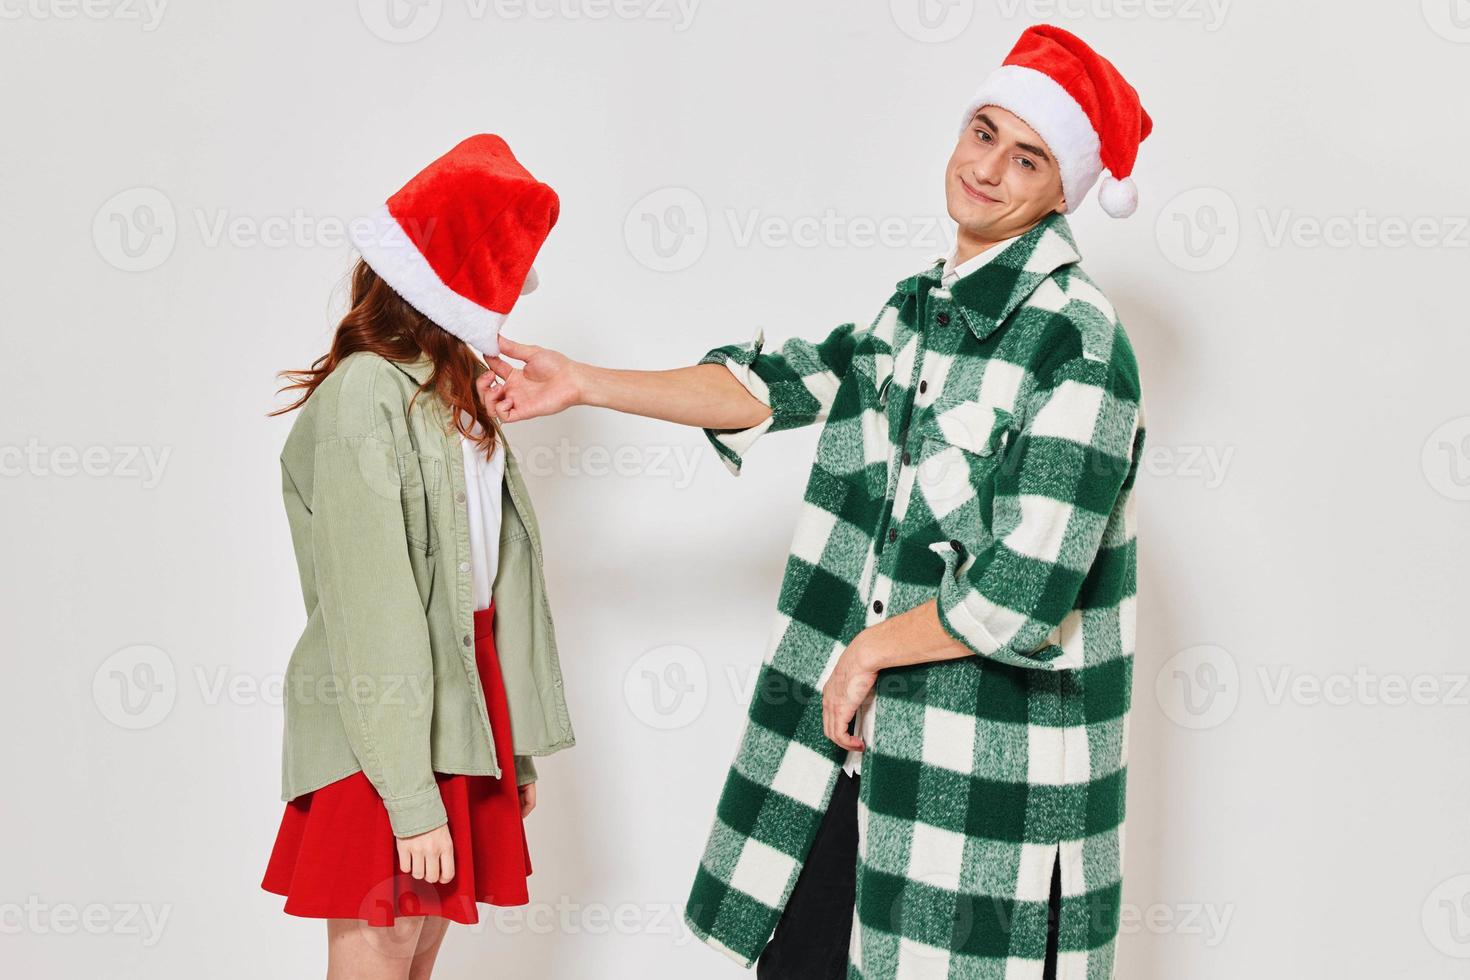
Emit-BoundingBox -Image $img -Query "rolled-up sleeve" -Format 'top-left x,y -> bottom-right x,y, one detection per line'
933,351 -> 1144,671
698,321 -> 861,475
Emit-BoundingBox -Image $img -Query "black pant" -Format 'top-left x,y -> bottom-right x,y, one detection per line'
757,770 -> 1061,979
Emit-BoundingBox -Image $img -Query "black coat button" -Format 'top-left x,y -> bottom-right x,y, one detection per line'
918,380 -> 928,394
901,451 -> 911,466
872,600 -> 884,614
888,528 -> 898,542
949,539 -> 964,553
936,312 -> 951,326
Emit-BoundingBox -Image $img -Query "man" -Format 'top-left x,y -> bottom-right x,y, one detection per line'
479,24 -> 1149,979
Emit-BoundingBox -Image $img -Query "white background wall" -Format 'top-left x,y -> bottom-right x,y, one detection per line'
3,2 -> 1469,977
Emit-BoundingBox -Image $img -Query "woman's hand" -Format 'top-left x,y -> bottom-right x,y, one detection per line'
396,824 -> 456,884
519,782 -> 536,819
479,336 -> 583,422
822,639 -> 878,753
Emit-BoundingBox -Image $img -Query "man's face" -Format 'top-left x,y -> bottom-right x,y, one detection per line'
945,105 -> 1067,242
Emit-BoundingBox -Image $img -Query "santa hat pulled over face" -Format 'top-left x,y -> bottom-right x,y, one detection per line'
350,134 -> 558,356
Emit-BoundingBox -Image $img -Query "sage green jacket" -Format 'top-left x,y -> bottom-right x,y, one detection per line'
277,350 -> 575,837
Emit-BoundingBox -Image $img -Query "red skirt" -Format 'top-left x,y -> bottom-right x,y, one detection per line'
261,602 -> 532,925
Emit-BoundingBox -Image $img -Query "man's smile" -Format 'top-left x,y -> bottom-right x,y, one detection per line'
958,175 -> 1002,205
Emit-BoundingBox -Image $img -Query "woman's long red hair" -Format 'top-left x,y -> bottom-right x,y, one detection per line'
271,259 -> 498,457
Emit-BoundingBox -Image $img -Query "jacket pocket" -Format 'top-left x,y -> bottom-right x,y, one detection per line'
911,404 -> 1015,518
396,451 -> 442,555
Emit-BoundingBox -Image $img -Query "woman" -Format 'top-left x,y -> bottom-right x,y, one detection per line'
260,134 -> 575,980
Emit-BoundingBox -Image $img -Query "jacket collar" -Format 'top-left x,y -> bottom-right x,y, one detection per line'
895,210 -> 1081,343
387,353 -> 503,443
390,352 -> 492,387
390,353 -> 437,386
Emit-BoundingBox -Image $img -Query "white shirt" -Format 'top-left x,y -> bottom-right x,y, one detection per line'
459,415 -> 506,613
840,236 -> 1021,779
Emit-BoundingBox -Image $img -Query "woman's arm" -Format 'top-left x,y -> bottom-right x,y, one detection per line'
310,435 -> 445,838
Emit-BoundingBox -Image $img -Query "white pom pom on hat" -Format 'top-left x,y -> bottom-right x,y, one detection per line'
1097,174 -> 1138,218
959,24 -> 1152,218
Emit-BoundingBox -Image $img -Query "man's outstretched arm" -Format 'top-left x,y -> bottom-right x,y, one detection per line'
480,320 -> 865,474
479,336 -> 771,430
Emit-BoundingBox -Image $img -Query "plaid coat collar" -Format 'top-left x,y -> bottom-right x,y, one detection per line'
895,210 -> 1081,342
850,211 -> 1081,402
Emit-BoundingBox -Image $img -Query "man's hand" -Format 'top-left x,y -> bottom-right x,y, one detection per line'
479,336 -> 583,422
822,638 -> 878,752
395,824 -> 456,884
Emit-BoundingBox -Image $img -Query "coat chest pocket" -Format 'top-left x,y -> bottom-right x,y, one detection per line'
397,451 -> 443,555
911,403 -> 1016,515
850,330 -> 896,406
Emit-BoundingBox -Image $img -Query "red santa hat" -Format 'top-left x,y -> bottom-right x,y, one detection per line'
959,25 -> 1152,218
350,133 -> 558,356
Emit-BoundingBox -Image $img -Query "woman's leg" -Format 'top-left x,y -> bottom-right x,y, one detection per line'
408,916 -> 451,980
326,917 -> 426,980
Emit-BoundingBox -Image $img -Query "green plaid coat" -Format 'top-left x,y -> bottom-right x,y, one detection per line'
683,211 -> 1147,979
